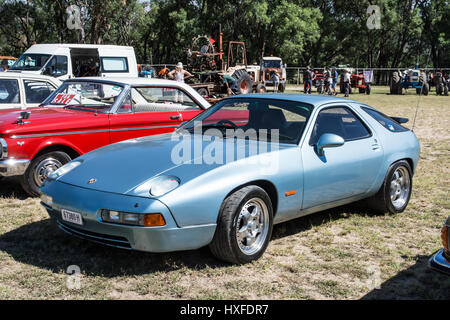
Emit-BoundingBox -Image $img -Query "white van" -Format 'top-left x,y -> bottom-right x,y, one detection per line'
8,44 -> 138,80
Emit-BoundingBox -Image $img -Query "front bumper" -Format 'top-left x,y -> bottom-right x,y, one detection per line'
0,159 -> 30,177
429,249 -> 450,275
40,180 -> 216,253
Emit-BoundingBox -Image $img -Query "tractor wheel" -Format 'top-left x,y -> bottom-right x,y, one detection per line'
444,84 -> 449,96
436,84 -> 442,95
391,72 -> 400,95
366,84 -> 371,95
359,87 -> 365,94
196,87 -> 209,97
278,83 -> 286,93
232,70 -> 253,95
422,83 -> 429,96
255,84 -> 266,93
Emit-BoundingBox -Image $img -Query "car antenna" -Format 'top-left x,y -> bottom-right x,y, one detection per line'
411,56 -> 431,132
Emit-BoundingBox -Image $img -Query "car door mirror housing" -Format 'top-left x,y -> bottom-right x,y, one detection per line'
316,133 -> 345,156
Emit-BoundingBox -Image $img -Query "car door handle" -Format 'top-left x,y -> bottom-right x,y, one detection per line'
372,143 -> 381,150
170,115 -> 181,120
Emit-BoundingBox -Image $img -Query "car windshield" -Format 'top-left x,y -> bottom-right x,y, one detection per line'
179,98 -> 313,144
10,54 -> 51,71
42,81 -> 124,113
263,60 -> 281,68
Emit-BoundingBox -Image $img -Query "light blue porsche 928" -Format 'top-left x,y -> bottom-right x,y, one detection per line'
40,94 -> 420,264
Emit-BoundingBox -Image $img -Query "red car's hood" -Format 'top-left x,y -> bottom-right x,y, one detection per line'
0,107 -> 108,137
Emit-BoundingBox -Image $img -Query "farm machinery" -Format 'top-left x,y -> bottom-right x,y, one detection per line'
339,70 -> 372,95
183,28 -> 286,98
430,71 -> 449,96
390,69 -> 429,95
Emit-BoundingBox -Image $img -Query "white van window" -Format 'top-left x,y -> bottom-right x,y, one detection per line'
101,57 -> 128,73
0,79 -> 20,103
10,54 -> 51,71
43,55 -> 68,77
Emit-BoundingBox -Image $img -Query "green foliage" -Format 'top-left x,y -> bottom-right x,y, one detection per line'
0,0 -> 447,68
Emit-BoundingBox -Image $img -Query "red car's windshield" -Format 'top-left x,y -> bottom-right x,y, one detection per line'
43,81 -> 124,113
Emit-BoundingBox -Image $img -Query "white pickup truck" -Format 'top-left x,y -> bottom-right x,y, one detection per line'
8,44 -> 138,80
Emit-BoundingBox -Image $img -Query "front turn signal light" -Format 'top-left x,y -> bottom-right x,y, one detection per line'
144,213 -> 166,227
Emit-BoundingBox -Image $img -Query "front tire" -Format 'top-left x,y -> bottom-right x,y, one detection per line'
368,160 -> 412,214
209,185 -> 273,264
21,151 -> 72,197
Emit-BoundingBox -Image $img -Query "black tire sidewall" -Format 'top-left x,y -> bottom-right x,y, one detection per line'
22,151 -> 72,197
382,160 -> 413,214
229,187 -> 273,263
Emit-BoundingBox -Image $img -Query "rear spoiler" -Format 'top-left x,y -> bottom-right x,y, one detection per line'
390,116 -> 409,124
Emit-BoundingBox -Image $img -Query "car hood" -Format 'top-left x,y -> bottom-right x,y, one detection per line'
58,132 -> 293,197
0,107 -> 107,136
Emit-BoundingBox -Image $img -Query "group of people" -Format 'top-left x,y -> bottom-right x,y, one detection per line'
303,66 -> 352,97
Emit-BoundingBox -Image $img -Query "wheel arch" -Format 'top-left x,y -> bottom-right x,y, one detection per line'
223,179 -> 279,217
33,143 -> 81,161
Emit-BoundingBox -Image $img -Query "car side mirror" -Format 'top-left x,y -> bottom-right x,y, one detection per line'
316,133 -> 345,156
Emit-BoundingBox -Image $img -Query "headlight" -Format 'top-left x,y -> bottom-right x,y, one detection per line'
101,210 -> 166,227
150,176 -> 180,196
48,160 -> 82,180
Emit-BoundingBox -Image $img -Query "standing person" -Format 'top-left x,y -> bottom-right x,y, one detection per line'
304,66 -> 313,94
271,70 -> 280,93
331,67 -> 338,95
168,62 -> 193,102
324,67 -> 332,95
343,69 -> 351,97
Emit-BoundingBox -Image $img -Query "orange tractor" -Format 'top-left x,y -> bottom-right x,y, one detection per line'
339,70 -> 372,94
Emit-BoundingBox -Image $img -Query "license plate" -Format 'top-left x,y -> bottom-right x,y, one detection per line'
61,209 -> 83,225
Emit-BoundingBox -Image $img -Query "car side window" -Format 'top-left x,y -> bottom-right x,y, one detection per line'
131,87 -> 202,113
24,80 -> 56,104
361,107 -> 409,132
0,79 -> 20,104
309,106 -> 371,145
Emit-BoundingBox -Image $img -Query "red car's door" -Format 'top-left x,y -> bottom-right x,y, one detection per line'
108,86 -> 204,144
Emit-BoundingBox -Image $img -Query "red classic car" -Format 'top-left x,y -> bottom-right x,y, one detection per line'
0,77 -> 211,196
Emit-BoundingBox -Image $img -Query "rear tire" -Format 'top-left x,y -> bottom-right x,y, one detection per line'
367,160 -> 413,214
232,70 -> 253,95
209,185 -> 273,264
422,83 -> 429,96
196,87 -> 209,97
21,151 -> 72,197
255,83 -> 266,93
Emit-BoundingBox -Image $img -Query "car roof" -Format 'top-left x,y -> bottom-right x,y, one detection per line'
0,71 -> 62,83
225,93 -> 360,107
72,77 -> 184,86
26,43 -> 134,50
65,77 -> 211,108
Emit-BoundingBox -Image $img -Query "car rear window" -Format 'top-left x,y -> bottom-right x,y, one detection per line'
362,107 -> 409,132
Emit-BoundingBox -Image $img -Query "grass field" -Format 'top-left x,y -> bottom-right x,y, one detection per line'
0,85 -> 449,299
